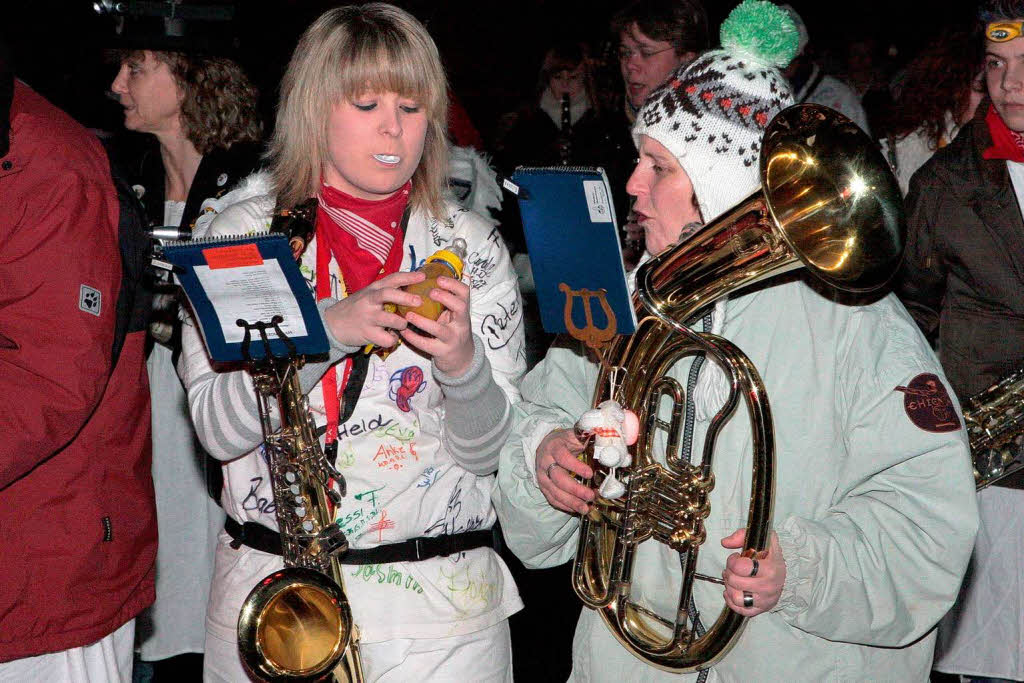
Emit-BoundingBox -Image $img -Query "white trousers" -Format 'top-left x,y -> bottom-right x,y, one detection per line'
203,618 -> 512,682
934,486 -> 1024,680
0,619 -> 135,683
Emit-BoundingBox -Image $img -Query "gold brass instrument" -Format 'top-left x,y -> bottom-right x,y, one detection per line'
236,319 -> 364,682
571,104 -> 905,672
965,367 -> 1024,490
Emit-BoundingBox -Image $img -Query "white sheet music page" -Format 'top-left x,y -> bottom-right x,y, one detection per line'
193,259 -> 309,343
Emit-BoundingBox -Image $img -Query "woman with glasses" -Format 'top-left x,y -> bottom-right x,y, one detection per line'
609,0 -> 710,267
610,0 -> 709,120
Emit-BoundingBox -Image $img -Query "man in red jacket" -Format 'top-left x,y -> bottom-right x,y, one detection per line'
0,44 -> 156,681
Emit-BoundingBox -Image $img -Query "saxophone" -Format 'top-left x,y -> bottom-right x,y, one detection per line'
964,368 -> 1024,490
235,320 -> 364,682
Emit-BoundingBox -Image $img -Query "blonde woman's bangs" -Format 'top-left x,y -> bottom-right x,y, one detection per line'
328,36 -> 444,116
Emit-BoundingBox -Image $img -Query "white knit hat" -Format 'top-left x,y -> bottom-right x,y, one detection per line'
632,0 -> 799,223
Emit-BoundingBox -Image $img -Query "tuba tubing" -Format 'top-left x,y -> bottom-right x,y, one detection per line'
571,104 -> 905,672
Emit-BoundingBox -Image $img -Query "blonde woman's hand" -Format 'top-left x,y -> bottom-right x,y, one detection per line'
323,271 -> 425,349
400,276 -> 474,377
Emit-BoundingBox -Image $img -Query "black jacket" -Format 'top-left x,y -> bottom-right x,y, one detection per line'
898,102 -> 1024,399
115,136 -> 263,231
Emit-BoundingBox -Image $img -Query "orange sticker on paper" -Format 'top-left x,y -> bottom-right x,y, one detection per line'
202,243 -> 264,269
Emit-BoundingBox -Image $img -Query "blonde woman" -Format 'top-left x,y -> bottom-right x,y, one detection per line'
177,5 -> 525,681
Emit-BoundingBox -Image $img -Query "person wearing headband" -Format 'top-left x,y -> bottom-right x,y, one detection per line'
900,2 -> 1024,681
496,2 -> 978,680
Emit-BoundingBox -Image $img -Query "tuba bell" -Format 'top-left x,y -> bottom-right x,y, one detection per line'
571,104 -> 906,672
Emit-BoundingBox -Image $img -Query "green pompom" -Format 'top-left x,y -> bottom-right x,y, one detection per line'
720,0 -> 799,68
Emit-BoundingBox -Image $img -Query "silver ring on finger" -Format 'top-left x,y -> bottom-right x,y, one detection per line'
749,557 -> 759,577
743,591 -> 754,609
546,461 -> 560,479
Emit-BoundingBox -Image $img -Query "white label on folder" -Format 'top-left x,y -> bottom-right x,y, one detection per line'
194,259 -> 309,343
583,180 -> 612,223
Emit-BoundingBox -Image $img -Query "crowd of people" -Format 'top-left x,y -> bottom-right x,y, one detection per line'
0,0 -> 1022,682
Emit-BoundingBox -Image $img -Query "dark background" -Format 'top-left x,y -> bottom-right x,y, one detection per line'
4,0 -> 980,146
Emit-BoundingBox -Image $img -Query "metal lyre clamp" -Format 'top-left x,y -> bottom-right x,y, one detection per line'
559,282 -> 618,351
236,315 -> 298,367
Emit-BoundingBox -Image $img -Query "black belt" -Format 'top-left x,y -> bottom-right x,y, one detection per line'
225,517 -> 495,565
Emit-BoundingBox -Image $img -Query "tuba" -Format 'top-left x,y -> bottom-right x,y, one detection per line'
235,319 -> 364,682
571,104 -> 905,672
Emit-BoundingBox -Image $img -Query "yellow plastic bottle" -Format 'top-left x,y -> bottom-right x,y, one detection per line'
365,238 -> 469,353
394,237 -> 467,321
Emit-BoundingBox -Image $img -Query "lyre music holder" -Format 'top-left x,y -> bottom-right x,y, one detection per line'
236,315 -> 298,367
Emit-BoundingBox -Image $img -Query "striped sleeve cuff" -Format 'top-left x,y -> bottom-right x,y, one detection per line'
433,335 -> 512,475
295,298 -> 354,394
189,367 -> 272,460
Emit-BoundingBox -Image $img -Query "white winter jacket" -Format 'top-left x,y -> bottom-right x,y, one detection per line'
495,276 -> 978,682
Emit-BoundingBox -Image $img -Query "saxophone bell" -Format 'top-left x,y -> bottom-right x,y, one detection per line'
238,567 -> 354,681
235,325 -> 364,682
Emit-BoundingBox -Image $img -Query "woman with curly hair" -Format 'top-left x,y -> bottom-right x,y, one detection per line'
111,49 -> 263,227
108,39 -> 264,683
882,29 -> 985,194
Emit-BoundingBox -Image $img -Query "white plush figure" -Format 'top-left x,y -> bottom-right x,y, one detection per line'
576,400 -> 640,500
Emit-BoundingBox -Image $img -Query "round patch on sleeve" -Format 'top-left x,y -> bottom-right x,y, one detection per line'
894,373 -> 962,432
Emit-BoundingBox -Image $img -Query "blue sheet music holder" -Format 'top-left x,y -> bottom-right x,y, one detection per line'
162,233 -> 329,362
511,166 -> 637,342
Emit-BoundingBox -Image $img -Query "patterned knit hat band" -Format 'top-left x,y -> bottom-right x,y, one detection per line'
632,0 -> 798,222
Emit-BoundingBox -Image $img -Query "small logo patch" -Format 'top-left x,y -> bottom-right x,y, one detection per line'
79,285 -> 102,316
216,172 -> 229,187
894,373 -> 961,433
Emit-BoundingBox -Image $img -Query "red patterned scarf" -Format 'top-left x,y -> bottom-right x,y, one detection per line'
983,104 -> 1024,163
315,181 -> 410,293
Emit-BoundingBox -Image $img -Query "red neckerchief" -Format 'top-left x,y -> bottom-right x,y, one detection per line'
316,181 -> 410,291
313,182 -> 409,452
983,104 -> 1024,163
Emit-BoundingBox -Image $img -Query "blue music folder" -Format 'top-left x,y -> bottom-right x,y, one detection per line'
162,233 -> 329,362
511,166 -> 636,337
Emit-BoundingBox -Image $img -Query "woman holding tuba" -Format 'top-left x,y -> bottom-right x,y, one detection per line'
494,2 -> 979,681
177,4 -> 526,681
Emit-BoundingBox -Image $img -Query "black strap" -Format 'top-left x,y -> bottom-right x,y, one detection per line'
225,517 -> 495,564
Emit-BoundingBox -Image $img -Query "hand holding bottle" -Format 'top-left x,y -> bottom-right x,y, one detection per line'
322,271 -> 426,349
400,275 -> 475,377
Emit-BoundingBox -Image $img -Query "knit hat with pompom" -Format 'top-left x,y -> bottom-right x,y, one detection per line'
632,0 -> 798,222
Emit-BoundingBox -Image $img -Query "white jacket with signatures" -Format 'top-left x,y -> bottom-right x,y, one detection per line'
177,172 -> 527,644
